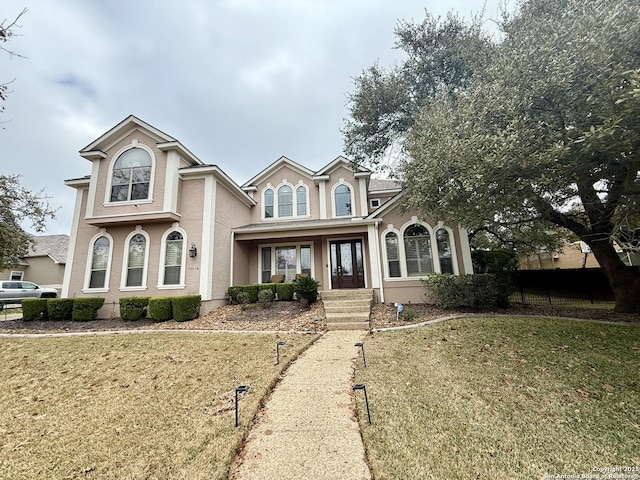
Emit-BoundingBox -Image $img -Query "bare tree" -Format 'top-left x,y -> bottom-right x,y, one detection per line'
1,8 -> 28,117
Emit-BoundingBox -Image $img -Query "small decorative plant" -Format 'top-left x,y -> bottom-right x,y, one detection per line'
293,276 -> 320,308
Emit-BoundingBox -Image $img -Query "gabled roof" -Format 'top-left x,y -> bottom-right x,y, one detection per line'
242,156 -> 315,189
26,234 -> 70,264
365,191 -> 403,219
314,156 -> 371,178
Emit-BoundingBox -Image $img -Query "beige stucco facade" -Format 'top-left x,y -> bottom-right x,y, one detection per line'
63,116 -> 473,318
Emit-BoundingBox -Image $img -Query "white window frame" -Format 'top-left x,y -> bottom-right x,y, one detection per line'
261,180 -> 310,220
104,141 -> 156,206
369,198 -> 381,209
258,242 -> 315,283
434,224 -> 459,275
83,230 -> 114,293
9,271 -> 24,281
120,227 -> 150,291
157,226 -> 187,289
331,179 -> 355,218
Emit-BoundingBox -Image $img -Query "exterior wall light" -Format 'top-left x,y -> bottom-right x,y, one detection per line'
189,242 -> 197,258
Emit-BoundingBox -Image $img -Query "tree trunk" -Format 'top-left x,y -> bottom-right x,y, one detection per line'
588,239 -> 640,314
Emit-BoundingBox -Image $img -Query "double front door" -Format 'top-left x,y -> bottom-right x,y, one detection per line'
330,240 -> 365,289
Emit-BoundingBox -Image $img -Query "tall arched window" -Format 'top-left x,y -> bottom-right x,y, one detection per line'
89,236 -> 110,288
110,148 -> 152,202
334,184 -> 352,216
163,231 -> 183,285
264,188 -> 274,218
278,185 -> 293,217
404,224 -> 433,276
436,228 -> 454,274
296,185 -> 307,216
385,232 -> 401,277
126,234 -> 147,287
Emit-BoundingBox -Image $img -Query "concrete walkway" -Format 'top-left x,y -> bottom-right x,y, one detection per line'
230,330 -> 372,480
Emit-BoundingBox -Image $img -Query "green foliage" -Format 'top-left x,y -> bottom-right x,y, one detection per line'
293,276 -> 320,305
72,298 -> 104,321
47,298 -> 73,321
22,298 -> 48,321
236,291 -> 250,310
423,274 -> 499,309
345,0 -> 640,312
399,308 -> 415,322
258,289 -> 274,309
148,297 -> 173,321
0,175 -> 58,271
227,284 -> 259,304
172,295 -> 201,322
472,250 -> 518,307
276,282 -> 294,301
119,297 -> 150,321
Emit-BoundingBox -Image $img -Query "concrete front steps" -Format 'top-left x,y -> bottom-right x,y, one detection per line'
320,289 -> 372,331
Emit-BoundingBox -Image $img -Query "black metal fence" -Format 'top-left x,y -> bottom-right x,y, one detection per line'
513,268 -> 615,305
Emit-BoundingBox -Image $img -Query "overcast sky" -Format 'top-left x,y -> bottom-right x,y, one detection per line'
2,0 -> 507,235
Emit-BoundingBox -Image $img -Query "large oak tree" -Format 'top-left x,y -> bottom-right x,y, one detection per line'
344,0 -> 640,313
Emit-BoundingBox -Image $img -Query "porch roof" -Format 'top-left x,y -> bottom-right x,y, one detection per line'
233,217 -> 379,240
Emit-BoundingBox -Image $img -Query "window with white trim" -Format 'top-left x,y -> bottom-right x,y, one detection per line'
278,185 -> 293,217
126,233 -> 147,287
162,231 -> 184,285
89,236 -> 110,288
110,147 -> 152,202
334,184 -> 352,216
404,224 -> 434,276
262,182 -> 309,219
260,244 -> 313,283
264,188 -> 274,218
9,271 -> 24,281
385,232 -> 401,277
296,186 -> 307,216
436,228 -> 454,274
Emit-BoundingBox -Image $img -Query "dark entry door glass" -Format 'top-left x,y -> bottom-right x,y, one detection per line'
330,240 -> 365,289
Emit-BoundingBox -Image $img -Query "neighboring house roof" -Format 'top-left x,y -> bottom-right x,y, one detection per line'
26,234 -> 70,264
368,178 -> 402,193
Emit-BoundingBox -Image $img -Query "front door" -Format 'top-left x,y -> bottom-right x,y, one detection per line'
330,240 -> 365,289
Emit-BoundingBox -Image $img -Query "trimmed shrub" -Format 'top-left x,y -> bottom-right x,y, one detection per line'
22,298 -> 48,321
237,291 -> 250,310
293,276 -> 320,305
472,249 -> 517,307
172,295 -> 201,322
72,297 -> 105,321
258,288 -> 274,308
148,296 -> 173,321
119,296 -> 149,321
423,274 -> 498,309
399,308 -> 416,322
47,298 -> 74,321
276,283 -> 294,301
228,284 -> 259,303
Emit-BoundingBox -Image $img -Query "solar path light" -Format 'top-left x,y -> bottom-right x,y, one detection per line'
235,385 -> 250,427
276,341 -> 286,364
353,384 -> 371,424
354,342 -> 366,367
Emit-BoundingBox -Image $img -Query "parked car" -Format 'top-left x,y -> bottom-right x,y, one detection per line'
0,281 -> 58,309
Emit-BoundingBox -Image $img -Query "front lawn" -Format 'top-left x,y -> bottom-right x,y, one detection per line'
354,316 -> 640,479
0,332 -> 317,479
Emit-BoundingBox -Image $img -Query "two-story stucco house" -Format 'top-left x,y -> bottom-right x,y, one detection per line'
62,115 -> 473,316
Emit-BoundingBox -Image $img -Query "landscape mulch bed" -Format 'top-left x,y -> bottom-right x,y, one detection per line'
0,301 -> 637,335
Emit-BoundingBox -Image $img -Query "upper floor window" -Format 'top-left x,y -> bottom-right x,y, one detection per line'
89,236 -> 110,289
264,188 -> 274,218
334,184 -> 352,217
296,186 -> 307,216
110,148 -> 152,202
262,182 -> 309,219
404,224 -> 433,276
278,185 -> 293,217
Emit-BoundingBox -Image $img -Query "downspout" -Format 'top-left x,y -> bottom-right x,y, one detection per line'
375,220 -> 385,303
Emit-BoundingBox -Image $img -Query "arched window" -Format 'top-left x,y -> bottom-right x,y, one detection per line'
264,188 -> 274,218
89,236 -> 110,288
334,184 -> 352,216
404,224 -> 433,276
278,185 -> 293,217
110,148 -> 152,202
296,185 -> 307,216
436,228 -> 454,274
163,231 -> 183,285
126,233 -> 147,287
385,232 -> 401,277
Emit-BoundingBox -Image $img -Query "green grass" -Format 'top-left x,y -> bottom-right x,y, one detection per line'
0,332 -> 317,479
355,316 -> 640,479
